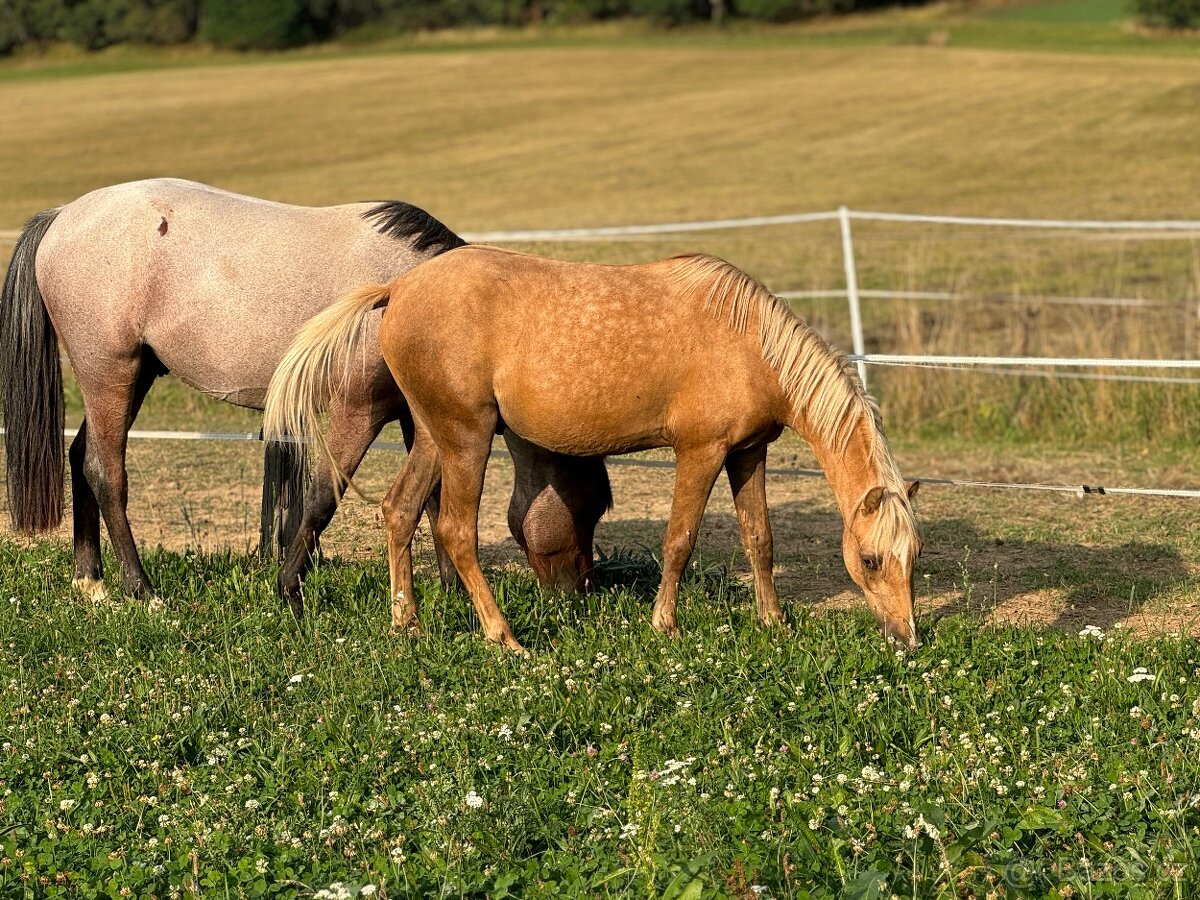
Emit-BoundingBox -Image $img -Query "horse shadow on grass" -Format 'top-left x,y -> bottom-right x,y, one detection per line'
570,500 -> 1192,638
287,499 -> 1190,645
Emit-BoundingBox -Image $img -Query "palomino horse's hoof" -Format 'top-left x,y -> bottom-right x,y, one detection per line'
651,617 -> 681,638
394,620 -> 425,637
491,631 -> 526,654
391,609 -> 425,636
72,577 -> 109,603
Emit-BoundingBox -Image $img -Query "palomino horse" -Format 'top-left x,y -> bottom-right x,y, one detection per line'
0,180 -> 609,611
264,247 -> 922,651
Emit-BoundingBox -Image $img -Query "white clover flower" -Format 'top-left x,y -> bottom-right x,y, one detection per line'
1079,625 -> 1105,640
905,814 -> 940,840
497,724 -> 513,739
619,822 -> 640,839
464,790 -> 484,809
289,674 -> 304,684
360,887 -> 377,897
1128,668 -> 1156,684
59,798 -> 77,812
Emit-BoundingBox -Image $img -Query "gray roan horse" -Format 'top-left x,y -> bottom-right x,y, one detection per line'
0,178 -> 610,611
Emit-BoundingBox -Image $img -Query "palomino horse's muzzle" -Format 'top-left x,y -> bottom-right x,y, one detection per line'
884,616 -> 921,650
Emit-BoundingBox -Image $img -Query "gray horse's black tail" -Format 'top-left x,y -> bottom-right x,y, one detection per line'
0,208 -> 64,533
260,436 -> 308,560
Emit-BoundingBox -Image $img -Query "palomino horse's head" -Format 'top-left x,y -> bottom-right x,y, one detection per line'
841,481 -> 922,648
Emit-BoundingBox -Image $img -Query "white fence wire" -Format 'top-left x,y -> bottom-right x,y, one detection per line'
4,428 -> 1196,501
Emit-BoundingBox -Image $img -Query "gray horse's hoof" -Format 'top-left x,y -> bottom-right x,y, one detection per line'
72,577 -> 109,603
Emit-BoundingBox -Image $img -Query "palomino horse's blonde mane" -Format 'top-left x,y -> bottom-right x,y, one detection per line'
667,254 -> 919,567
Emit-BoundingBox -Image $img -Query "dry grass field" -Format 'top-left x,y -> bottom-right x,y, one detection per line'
2,20 -> 1199,637
3,33 -> 1200,228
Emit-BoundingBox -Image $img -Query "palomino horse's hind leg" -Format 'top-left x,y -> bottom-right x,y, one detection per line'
650,444 -> 728,637
68,420 -> 106,601
433,421 -> 523,652
380,427 -> 442,634
726,444 -> 785,628
75,351 -> 162,600
397,404 -> 459,592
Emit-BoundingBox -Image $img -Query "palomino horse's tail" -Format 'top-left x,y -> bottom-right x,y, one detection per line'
0,208 -> 64,532
262,281 -> 393,489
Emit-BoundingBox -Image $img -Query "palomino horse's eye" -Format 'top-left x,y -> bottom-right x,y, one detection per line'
862,556 -> 881,572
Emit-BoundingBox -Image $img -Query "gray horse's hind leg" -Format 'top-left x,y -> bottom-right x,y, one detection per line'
75,349 -> 163,599
277,407 -> 390,617
68,420 -> 106,600
278,402 -> 458,617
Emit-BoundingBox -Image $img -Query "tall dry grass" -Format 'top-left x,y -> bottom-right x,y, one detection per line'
852,229 -> 1200,444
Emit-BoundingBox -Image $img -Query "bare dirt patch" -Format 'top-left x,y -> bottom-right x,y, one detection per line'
3,436 -> 1196,638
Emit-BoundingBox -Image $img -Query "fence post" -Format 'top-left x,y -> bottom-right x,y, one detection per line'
838,205 -> 868,387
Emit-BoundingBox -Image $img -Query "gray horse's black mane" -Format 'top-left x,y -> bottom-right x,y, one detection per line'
362,201 -> 466,255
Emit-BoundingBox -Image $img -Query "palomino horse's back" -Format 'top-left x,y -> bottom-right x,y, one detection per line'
379,246 -> 787,458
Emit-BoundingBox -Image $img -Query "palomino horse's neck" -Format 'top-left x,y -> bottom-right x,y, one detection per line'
795,412 -> 889,522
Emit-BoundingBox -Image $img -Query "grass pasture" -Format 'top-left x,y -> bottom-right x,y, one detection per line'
2,545 -> 1200,898
2,13 -> 1200,897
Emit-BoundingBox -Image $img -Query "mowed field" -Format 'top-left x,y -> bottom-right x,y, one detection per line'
2,16 -> 1200,897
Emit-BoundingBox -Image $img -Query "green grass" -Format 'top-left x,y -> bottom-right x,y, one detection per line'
2,541 -> 1198,898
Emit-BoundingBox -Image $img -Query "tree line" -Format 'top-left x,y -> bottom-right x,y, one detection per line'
0,0 -> 1196,55
0,0 -> 924,53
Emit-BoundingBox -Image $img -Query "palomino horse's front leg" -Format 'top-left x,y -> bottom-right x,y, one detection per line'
650,445 -> 728,637
380,428 -> 443,634
726,444 -> 785,628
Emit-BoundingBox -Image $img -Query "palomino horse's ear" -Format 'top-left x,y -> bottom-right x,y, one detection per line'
861,485 -> 886,516
906,481 -> 921,502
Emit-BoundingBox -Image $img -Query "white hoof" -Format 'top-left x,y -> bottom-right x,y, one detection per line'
72,577 -> 109,603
